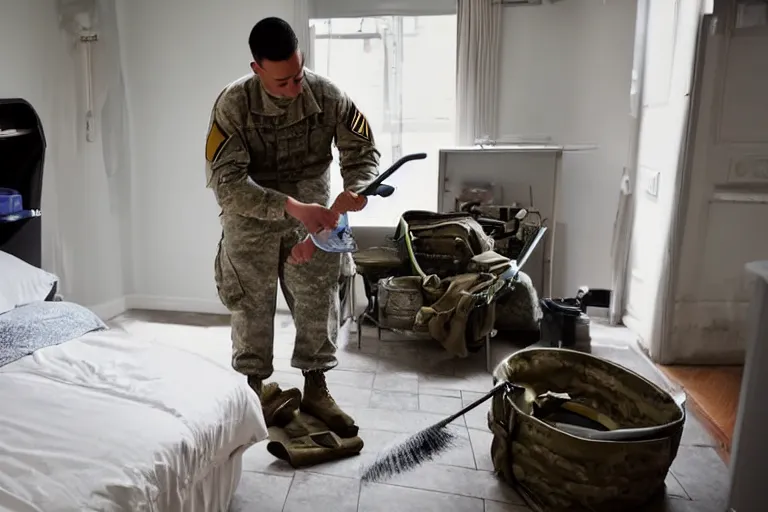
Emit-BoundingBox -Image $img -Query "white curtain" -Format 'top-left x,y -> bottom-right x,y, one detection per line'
48,0 -> 132,302
294,0 -> 313,70
455,0 -> 502,145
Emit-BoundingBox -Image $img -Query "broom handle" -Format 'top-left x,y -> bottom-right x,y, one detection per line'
442,381 -> 516,425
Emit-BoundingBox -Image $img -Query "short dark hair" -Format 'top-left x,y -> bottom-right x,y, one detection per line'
248,17 -> 298,64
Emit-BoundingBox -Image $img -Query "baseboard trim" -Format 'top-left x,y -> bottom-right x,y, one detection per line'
125,295 -> 231,315
86,293 -> 293,321
88,297 -> 128,321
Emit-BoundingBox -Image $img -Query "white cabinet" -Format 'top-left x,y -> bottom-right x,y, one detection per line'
727,261 -> 768,512
437,145 -> 571,297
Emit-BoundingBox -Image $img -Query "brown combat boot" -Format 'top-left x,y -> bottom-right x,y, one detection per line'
300,370 -> 359,438
249,377 -> 301,428
248,376 -> 264,397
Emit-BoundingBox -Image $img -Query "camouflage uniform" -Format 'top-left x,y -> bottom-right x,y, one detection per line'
205,70 -> 379,436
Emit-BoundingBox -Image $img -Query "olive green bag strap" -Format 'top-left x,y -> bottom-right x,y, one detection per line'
400,217 -> 428,279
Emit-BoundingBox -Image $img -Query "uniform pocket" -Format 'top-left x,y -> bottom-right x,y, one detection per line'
215,241 -> 246,309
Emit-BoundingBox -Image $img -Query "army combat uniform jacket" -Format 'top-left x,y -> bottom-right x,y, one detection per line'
205,69 -> 380,219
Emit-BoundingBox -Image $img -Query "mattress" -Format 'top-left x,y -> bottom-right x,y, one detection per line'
0,328 -> 269,512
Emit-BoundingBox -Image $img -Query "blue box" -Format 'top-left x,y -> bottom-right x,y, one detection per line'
0,188 -> 23,215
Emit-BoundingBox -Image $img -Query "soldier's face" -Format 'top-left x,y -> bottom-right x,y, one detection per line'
252,51 -> 305,99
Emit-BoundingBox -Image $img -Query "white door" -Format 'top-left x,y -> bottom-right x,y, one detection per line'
667,1 -> 768,364
623,0 -> 706,360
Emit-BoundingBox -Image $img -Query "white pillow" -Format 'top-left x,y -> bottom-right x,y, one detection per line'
0,250 -> 59,315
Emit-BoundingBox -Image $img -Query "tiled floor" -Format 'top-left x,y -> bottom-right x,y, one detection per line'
110,311 -> 731,512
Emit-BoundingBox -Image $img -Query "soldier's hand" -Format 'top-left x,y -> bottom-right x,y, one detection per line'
285,197 -> 339,234
287,237 -> 316,265
331,190 -> 367,214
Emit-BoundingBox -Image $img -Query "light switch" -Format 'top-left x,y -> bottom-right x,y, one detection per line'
646,171 -> 660,197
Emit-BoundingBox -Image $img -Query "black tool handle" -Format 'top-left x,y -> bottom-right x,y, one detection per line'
438,381 -> 520,426
360,152 -> 427,197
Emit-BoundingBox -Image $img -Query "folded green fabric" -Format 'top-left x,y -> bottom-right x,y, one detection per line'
266,429 -> 364,468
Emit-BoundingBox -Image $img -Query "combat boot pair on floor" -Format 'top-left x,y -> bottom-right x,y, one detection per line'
248,376 -> 300,428
248,371 -> 358,438
248,372 -> 363,469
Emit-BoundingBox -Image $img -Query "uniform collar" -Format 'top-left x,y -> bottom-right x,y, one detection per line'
248,72 -> 322,124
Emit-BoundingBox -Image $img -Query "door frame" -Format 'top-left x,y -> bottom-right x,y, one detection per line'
615,0 -> 712,362
655,9 -> 712,363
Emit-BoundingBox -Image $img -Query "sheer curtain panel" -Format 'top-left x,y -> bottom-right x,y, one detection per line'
455,0 -> 502,145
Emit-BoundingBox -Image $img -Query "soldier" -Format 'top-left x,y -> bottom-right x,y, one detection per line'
205,17 -> 380,438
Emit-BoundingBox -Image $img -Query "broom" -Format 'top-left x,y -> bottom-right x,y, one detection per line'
361,225 -> 548,482
361,381 -> 520,482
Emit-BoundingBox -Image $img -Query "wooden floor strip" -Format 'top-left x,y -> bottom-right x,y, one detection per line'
657,364 -> 743,462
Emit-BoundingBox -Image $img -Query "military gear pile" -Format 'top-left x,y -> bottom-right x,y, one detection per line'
488,348 -> 685,512
371,211 -> 502,356
354,210 -> 542,357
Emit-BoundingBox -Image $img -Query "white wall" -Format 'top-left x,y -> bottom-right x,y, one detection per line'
2,0 -> 638,318
120,0 -> 638,312
118,0 -> 296,313
497,0 -> 636,296
0,0 -> 131,318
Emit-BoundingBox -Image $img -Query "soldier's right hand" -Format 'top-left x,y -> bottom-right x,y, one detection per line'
285,197 -> 339,233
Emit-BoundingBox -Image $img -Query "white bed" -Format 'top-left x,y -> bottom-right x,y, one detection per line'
0,326 -> 268,512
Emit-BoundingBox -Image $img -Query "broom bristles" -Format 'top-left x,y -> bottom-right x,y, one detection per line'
361,421 -> 460,482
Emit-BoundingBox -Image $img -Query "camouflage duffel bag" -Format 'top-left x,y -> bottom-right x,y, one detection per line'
377,276 -> 425,331
493,270 -> 541,332
488,348 -> 685,512
393,210 -> 495,278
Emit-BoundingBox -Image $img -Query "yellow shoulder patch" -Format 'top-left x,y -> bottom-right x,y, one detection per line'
347,105 -> 371,142
205,121 -> 227,162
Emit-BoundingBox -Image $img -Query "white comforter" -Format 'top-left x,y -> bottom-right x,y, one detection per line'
0,329 -> 268,512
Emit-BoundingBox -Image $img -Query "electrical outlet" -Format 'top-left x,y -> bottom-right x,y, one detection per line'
646,171 -> 660,197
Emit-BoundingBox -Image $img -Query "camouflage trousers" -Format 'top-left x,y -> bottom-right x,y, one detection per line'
215,214 -> 341,379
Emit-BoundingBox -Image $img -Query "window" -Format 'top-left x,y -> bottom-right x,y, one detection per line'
310,15 -> 457,227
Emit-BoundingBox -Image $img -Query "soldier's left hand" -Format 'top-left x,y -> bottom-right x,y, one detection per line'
287,237 -> 316,265
331,190 -> 367,214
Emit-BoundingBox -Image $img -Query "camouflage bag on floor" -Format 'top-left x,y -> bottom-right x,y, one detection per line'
488,348 -> 685,512
394,210 -> 495,278
377,276 -> 424,331
493,271 -> 541,332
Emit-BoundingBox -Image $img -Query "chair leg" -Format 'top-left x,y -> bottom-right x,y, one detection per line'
486,334 -> 492,373
356,287 -> 366,350
357,316 -> 363,350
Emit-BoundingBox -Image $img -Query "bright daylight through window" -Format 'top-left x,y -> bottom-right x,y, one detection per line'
310,15 -> 457,227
